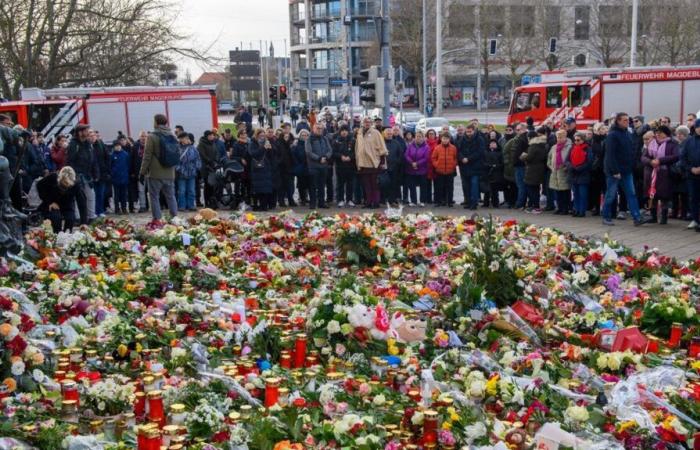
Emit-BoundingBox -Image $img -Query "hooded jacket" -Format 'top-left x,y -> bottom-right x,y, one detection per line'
140,125 -> 176,180
431,142 -> 457,176
457,133 -> 485,177
111,148 -> 131,185
197,137 -> 219,177
305,133 -> 333,170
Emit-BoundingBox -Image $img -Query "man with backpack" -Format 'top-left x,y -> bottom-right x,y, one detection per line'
139,114 -> 178,221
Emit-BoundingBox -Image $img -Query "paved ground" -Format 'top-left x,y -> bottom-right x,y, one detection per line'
131,204 -> 700,262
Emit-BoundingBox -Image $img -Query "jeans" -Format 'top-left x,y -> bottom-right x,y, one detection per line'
526,184 -> 540,209
336,169 -> 355,203
555,189 -> 571,213
602,173 -> 641,221
308,167 -> 328,207
406,174 -> 426,204
177,177 -> 196,210
572,183 -> 589,215
147,177 -> 178,220
113,183 -> 128,212
94,181 -> 107,216
461,174 -> 480,208
75,181 -> 95,224
544,170 -> 556,209
138,179 -> 148,210
514,166 -> 526,208
689,178 -> 700,223
434,174 -> 454,205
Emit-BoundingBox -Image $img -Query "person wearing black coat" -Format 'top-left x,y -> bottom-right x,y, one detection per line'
589,126 -> 607,215
392,126 -> 408,203
20,135 -> 47,195
292,130 -> 310,205
37,167 -> 80,233
230,130 -> 251,206
457,125 -> 485,210
681,119 -> 700,231
305,123 -> 333,209
248,129 -> 275,211
483,139 -> 505,207
66,124 -> 99,224
92,133 -> 111,217
197,131 -> 219,209
277,127 -> 296,207
383,128 -> 404,205
601,113 -> 646,226
332,126 -> 356,207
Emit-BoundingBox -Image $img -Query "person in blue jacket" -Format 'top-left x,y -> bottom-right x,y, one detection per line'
110,141 -> 131,214
601,113 -> 647,226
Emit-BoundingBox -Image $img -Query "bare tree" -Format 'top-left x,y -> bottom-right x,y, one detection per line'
585,0 -> 629,67
390,0 -> 436,109
0,0 -> 214,99
648,1 -> 700,66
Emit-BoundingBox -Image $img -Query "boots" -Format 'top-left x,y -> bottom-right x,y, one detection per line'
650,207 -> 658,223
660,208 -> 668,225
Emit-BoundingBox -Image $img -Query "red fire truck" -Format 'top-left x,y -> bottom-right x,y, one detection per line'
507,66 -> 700,128
0,85 -> 219,142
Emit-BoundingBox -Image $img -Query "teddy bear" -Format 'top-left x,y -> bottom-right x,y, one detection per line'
395,317 -> 427,343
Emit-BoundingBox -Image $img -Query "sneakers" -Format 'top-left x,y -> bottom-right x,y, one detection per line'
417,202 -> 425,207
525,208 -> 542,214
616,211 -> 627,220
347,201 -> 355,207
602,218 -> 615,226
407,202 -> 415,207
688,220 -> 698,229
337,201 -> 345,208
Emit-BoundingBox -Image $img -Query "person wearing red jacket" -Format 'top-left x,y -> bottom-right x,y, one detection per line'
50,135 -> 68,171
430,132 -> 457,207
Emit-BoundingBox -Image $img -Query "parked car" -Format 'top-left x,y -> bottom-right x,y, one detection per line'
218,102 -> 235,113
397,111 -> 425,134
415,117 -> 456,138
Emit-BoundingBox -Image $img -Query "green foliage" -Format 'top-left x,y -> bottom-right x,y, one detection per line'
336,230 -> 380,266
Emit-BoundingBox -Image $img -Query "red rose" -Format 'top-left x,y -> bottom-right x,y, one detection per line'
7,335 -> 27,356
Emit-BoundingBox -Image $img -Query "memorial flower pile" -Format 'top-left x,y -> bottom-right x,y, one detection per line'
0,212 -> 698,450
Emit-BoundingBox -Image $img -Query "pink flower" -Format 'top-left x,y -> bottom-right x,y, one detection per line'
358,383 -> 371,396
385,441 -> 402,450
438,429 -> 456,446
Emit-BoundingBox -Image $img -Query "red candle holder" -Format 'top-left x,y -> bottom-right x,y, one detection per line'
422,410 -> 438,444
134,391 -> 146,417
669,323 -> 683,348
61,380 -> 80,407
264,378 -> 280,407
147,391 -> 165,428
689,337 -> 700,358
294,334 -> 307,369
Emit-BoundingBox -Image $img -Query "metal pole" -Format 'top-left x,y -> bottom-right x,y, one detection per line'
630,0 -> 638,67
435,0 -> 442,116
422,0 -> 427,115
381,0 -> 391,124
399,65 -> 404,126
475,7 -> 481,112
304,0 -> 313,109
259,40 -> 265,106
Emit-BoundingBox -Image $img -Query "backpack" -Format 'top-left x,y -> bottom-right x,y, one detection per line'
157,133 -> 180,168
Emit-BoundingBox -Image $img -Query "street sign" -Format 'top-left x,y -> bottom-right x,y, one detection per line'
329,78 -> 349,86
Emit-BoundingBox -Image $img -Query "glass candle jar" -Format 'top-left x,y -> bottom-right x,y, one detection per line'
61,399 -> 79,423
669,323 -> 683,348
144,428 -> 162,450
169,403 -> 186,425
134,391 -> 146,417
61,380 -> 80,407
689,337 -> 700,358
423,410 -> 439,444
161,424 -> 179,447
294,334 -> 307,369
265,378 -> 280,407
147,391 -> 165,428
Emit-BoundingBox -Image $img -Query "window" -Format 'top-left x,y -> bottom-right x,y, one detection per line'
313,50 -> 328,69
574,53 -> 587,67
599,5 -> 624,37
546,87 -> 562,108
513,92 -> 532,113
567,85 -> 591,107
544,6 -> 561,38
328,0 -> 340,16
511,6 -> 533,38
574,6 -> 590,40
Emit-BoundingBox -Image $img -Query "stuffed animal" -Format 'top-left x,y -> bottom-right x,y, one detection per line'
395,317 -> 427,343
197,208 -> 218,221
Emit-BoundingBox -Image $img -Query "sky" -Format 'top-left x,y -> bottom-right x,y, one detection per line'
178,0 -> 291,79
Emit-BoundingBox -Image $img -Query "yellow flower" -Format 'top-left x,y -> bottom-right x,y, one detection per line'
49,273 -> 59,281
691,360 -> 700,371
456,223 -> 464,233
515,268 -> 525,279
618,421 -> 637,433
95,273 -> 104,282
117,344 -> 129,358
485,374 -> 500,396
441,421 -> 453,430
447,407 -> 460,422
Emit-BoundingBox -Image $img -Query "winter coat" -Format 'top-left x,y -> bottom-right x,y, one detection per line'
590,134 -> 606,179
431,143 -> 457,176
94,140 -> 111,182
197,137 -> 219,177
682,135 -> 700,180
248,140 -> 274,194
110,149 -> 131,185
305,134 -> 333,170
332,135 -> 356,172
37,172 -> 79,214
176,144 -> 202,179
295,121 -> 310,134
604,124 -> 635,176
512,133 -> 529,168
484,146 -> 505,185
355,128 -> 388,170
567,143 -> 594,185
215,139 -> 227,161
38,143 -> 54,172
632,124 -> 650,175
404,141 -> 430,176
547,140 -> 572,191
426,137 -> 439,180
23,144 -> 47,180
502,136 -> 519,182
140,126 -> 176,180
641,138 -> 679,200
277,135 -> 294,175
0,125 -> 19,172
50,144 -> 67,171
523,135 -> 548,186
130,142 -> 145,181
67,137 -> 99,183
291,139 -> 309,177
385,138 -> 404,172
457,134 -> 485,177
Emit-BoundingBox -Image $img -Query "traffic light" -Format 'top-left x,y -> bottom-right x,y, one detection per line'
279,85 -> 288,100
360,66 -> 380,104
269,85 -> 278,108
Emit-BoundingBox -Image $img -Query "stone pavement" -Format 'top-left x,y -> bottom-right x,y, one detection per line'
131,204 -> 700,262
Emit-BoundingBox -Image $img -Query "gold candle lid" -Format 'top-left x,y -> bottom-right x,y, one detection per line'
170,403 -> 185,413
147,390 -> 162,398
228,412 -> 241,421
163,425 -> 179,435
424,410 -> 439,418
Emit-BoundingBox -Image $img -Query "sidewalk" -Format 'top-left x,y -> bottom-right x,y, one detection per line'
131,205 -> 700,262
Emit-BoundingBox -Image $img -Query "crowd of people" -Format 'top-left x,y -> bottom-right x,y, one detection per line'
1,105 -> 700,234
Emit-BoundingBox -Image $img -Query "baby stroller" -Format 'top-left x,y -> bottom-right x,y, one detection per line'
208,159 -> 245,209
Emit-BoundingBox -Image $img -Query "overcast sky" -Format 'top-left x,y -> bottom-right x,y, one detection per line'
178,0 -> 290,79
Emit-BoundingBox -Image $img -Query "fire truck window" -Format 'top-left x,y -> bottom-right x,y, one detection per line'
567,85 -> 591,108
546,87 -> 562,107
530,93 -> 541,109
29,104 -> 64,132
515,92 -> 531,112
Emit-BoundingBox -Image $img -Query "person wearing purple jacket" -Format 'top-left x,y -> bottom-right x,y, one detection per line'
404,131 -> 430,207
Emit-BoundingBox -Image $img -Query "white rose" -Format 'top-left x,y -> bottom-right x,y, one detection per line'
326,320 -> 341,335
411,411 -> 424,425
596,354 -> 608,370
607,353 -> 622,371
97,401 -> 106,411
373,394 -> 386,406
32,369 -> 45,383
11,360 -> 25,376
464,422 -> 487,443
469,380 -> 485,398
566,405 -> 589,422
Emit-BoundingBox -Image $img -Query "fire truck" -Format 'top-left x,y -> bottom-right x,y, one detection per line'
0,85 -> 219,142
507,66 -> 700,128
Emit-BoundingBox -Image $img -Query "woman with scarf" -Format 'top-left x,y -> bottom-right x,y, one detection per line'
568,132 -> 594,217
547,129 -> 572,215
641,125 -> 679,224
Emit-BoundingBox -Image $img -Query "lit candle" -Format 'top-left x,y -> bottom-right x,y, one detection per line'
422,410 -> 438,444
61,380 -> 80,407
147,391 -> 165,428
294,334 -> 307,369
669,323 -> 683,348
264,378 -> 280,407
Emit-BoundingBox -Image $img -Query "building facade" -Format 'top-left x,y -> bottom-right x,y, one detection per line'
288,0 -> 381,105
